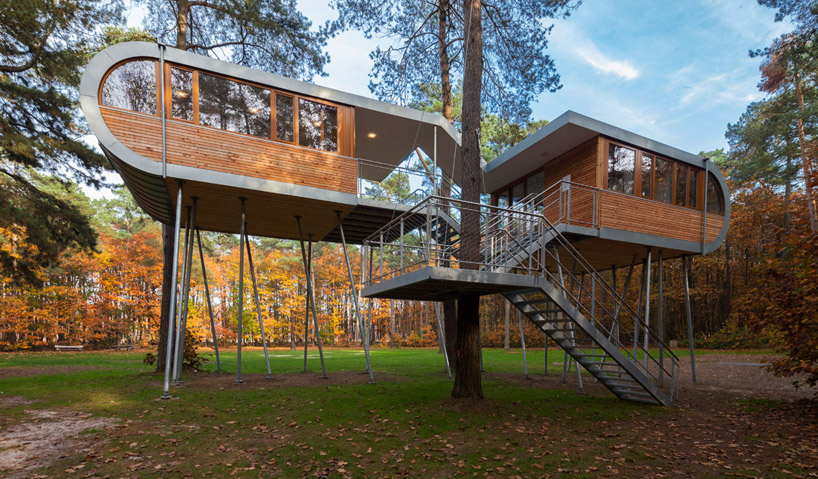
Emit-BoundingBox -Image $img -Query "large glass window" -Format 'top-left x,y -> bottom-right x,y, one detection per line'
654,157 -> 673,204
688,169 -> 699,209
608,144 -> 635,194
675,163 -> 688,207
298,99 -> 338,152
199,73 -> 270,138
641,154 -> 653,199
276,94 -> 294,142
170,67 -> 193,121
706,172 -> 724,215
101,60 -> 157,115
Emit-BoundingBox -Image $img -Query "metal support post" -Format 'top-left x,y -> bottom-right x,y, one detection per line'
434,303 -> 452,380
633,256 -> 647,361
642,247 -> 652,372
236,199 -> 246,383
544,331 -> 548,375
518,310 -> 529,379
245,229 -> 273,379
296,217 -> 327,378
657,250 -> 664,386
161,182 -> 184,399
553,246 -> 582,392
173,204 -> 194,384
336,212 -> 375,383
196,228 -> 221,372
683,256 -> 697,382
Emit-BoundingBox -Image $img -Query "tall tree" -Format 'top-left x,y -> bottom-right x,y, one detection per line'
0,1 -> 123,285
136,0 -> 331,371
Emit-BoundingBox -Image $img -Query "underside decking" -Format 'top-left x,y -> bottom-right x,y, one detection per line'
361,267 -> 541,301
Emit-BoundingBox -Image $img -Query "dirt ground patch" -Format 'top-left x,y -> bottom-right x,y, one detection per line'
0,401 -> 116,479
181,369 -> 405,391
0,365 -> 99,378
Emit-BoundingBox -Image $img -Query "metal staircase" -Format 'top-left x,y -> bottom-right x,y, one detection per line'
361,186 -> 679,406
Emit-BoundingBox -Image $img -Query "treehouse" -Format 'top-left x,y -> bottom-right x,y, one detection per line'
80,41 -> 461,244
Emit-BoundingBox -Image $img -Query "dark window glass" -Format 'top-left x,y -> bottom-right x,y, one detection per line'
511,183 -> 524,205
497,193 -> 509,208
675,163 -> 688,206
525,171 -> 545,199
688,169 -> 699,209
170,67 -> 193,121
101,60 -> 156,115
655,157 -> 673,203
199,73 -> 270,138
608,144 -> 635,194
276,94 -> 294,142
641,154 -> 653,199
298,99 -> 338,152
706,173 -> 724,215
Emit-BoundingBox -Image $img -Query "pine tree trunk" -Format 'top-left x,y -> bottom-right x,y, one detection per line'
794,67 -> 818,233
452,0 -> 483,399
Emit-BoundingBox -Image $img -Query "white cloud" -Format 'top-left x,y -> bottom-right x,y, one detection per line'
575,43 -> 641,81
677,71 -> 763,106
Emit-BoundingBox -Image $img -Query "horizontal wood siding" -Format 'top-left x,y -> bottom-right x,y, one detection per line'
599,190 -> 712,244
706,214 -> 724,243
102,108 -> 357,195
542,137 -> 599,189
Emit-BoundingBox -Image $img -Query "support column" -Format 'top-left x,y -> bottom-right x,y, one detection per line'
173,202 -> 196,384
296,217 -> 327,378
196,228 -> 221,372
657,250 -> 664,386
683,256 -> 697,382
336,212 -> 375,383
236,199 -> 246,383
161,182 -> 184,399
518,310 -> 529,379
245,228 -> 273,379
642,247 -> 652,372
633,255 -> 648,361
434,303 -> 452,380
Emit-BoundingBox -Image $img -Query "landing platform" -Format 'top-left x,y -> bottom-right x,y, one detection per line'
361,267 -> 539,301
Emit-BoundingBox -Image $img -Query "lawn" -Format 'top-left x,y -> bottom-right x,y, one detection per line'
0,347 -> 815,478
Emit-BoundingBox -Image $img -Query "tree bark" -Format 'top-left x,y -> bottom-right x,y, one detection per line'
793,66 -> 818,233
452,0 -> 483,399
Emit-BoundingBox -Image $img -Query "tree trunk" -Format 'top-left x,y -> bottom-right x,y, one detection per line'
452,0 -> 483,399
444,300 -> 457,369
156,223 -> 175,372
794,66 -> 818,233
503,299 -> 510,351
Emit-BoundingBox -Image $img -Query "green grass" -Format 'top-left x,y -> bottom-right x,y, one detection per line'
0,347 -> 793,478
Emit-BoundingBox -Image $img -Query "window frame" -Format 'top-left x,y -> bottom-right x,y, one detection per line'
98,58 -> 161,117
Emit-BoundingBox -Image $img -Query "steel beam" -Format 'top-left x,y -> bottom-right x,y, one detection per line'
161,182 -> 184,399
296,218 -> 327,378
236,199 -> 246,383
683,256 -> 697,382
245,228 -> 273,379
172,204 -> 194,384
196,228 -> 221,372
518,310 -> 529,378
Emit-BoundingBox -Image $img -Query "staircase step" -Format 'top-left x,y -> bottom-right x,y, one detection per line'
596,375 -> 637,382
619,395 -> 662,406
516,298 -> 550,306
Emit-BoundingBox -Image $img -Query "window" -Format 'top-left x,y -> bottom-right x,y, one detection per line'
101,60 -> 157,115
198,73 -> 270,138
654,157 -> 673,204
525,171 -> 545,199
608,144 -> 635,194
688,169 -> 699,209
641,154 -> 653,199
298,99 -> 338,152
675,163 -> 688,207
275,94 -> 294,142
170,67 -> 193,121
511,183 -> 524,205
706,172 -> 724,215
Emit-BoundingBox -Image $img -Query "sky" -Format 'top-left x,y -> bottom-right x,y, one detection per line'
291,0 -> 791,155
104,0 -> 790,200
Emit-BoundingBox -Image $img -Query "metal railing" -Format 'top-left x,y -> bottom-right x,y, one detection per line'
357,158 -> 461,205
361,192 -> 678,400
541,180 -> 600,229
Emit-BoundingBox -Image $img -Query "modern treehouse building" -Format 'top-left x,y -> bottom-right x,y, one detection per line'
81,42 -> 729,407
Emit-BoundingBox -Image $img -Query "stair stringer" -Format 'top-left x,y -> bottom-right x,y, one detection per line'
506,277 -> 674,407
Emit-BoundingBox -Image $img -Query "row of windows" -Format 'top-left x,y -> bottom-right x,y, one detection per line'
608,142 -> 723,215
99,59 -> 340,153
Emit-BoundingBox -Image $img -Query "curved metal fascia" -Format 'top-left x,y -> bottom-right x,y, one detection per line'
703,164 -> 730,254
81,42 -> 360,213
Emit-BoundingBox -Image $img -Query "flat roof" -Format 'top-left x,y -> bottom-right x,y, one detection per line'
482,111 -> 707,193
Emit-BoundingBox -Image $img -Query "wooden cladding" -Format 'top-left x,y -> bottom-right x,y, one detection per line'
101,108 -> 357,195
599,190 -> 723,244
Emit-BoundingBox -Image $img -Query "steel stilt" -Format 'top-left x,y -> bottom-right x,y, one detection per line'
236,199 -> 246,383
683,256 -> 697,382
642,247 -> 652,373
161,182 -> 184,399
196,228 -> 221,372
173,204 -> 194,384
336,212 -> 375,383
296,218 -> 327,378
518,310 -> 529,379
245,228 -> 273,379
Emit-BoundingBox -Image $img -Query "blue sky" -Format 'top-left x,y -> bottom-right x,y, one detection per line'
292,0 -> 791,155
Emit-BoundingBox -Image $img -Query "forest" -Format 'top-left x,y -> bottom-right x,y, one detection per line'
0,0 -> 816,391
